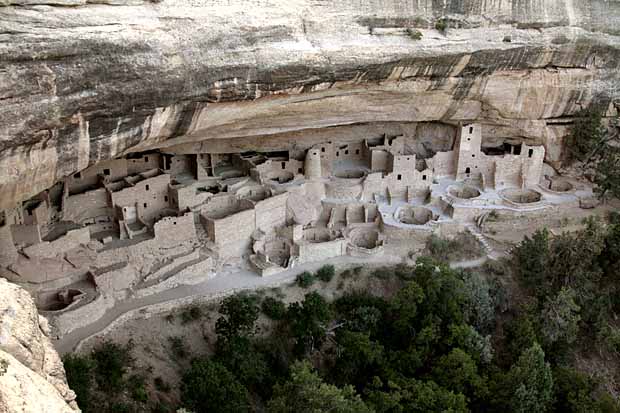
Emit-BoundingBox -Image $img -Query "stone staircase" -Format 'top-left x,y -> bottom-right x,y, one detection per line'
465,224 -> 499,260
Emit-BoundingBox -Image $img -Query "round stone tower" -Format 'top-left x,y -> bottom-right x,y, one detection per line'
304,148 -> 322,180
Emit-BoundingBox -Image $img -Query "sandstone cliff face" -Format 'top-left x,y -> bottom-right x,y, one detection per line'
0,0 -> 619,209
0,278 -> 79,412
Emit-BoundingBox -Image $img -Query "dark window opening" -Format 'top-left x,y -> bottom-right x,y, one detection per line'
321,148 -> 325,153
472,154 -> 475,158
355,149 -> 360,155
281,162 -> 286,169
465,167 -> 471,174
345,150 -> 349,155
73,172 -> 81,179
103,168 -> 111,176
422,175 -> 427,180
164,196 -> 168,202
173,222 -> 177,225
469,126 -> 473,134
27,210 -> 32,216
145,184 -> 150,191
145,156 -> 149,162
143,203 -> 147,208
528,149 -> 534,158
298,168 -> 303,173
397,174 -> 402,180
513,144 -> 522,155
336,152 -> 339,157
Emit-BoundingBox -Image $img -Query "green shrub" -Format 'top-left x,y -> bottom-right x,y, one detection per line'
316,264 -> 335,282
406,28 -> 423,40
91,341 -> 134,393
426,232 -> 484,261
128,375 -> 148,403
296,271 -> 315,288
435,19 -> 447,33
63,354 -> 95,410
261,296 -> 287,320
180,304 -> 202,324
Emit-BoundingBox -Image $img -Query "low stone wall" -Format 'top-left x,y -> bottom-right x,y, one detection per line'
136,257 -> 214,298
297,239 -> 346,264
143,250 -> 200,284
51,293 -> 115,337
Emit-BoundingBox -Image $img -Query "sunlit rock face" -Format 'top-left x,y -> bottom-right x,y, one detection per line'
0,278 -> 79,412
0,0 -> 619,209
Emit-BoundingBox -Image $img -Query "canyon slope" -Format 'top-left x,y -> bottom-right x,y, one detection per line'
1,0 -> 619,209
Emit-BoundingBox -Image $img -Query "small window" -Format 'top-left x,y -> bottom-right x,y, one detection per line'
173,221 -> 177,225
355,149 -> 360,155
164,196 -> 168,202
345,150 -> 349,155
469,126 -> 473,134
145,156 -> 149,162
145,184 -> 150,191
528,149 -> 534,158
467,138 -> 471,141
336,152 -> 339,157
397,174 -> 402,181
281,162 -> 286,169
298,168 -> 303,173
143,203 -> 147,208
422,175 -> 427,181
513,144 -> 522,155
465,167 -> 471,174
472,154 -> 475,158
103,168 -> 110,176
321,148 -> 325,153
73,172 -> 81,179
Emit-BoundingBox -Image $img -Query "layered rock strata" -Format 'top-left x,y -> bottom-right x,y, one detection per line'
0,0 -> 619,209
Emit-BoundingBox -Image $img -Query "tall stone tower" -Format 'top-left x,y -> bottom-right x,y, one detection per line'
304,148 -> 322,180
455,123 -> 483,180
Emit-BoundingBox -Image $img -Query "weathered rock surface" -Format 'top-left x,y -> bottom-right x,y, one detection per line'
0,0 -> 620,209
0,278 -> 79,412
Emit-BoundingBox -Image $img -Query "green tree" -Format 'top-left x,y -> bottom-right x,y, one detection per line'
90,341 -> 133,393
541,287 -> 581,345
594,147 -> 620,200
512,229 -> 550,294
366,376 -> 468,413
267,361 -> 372,413
63,354 -> 95,410
431,348 -> 488,402
287,292 -> 332,354
215,293 -> 260,341
215,334 -> 269,390
333,330 -> 384,387
567,108 -> 607,163
462,271 -> 495,333
507,343 -> 554,413
180,358 -> 250,413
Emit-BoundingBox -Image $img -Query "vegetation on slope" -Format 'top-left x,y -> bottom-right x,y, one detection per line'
64,215 -> 620,412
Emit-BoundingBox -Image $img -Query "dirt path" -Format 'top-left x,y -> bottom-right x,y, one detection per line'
54,254 -> 404,355
54,246 -> 497,355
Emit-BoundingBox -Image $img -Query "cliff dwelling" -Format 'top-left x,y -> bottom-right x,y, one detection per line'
0,120 -> 603,339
